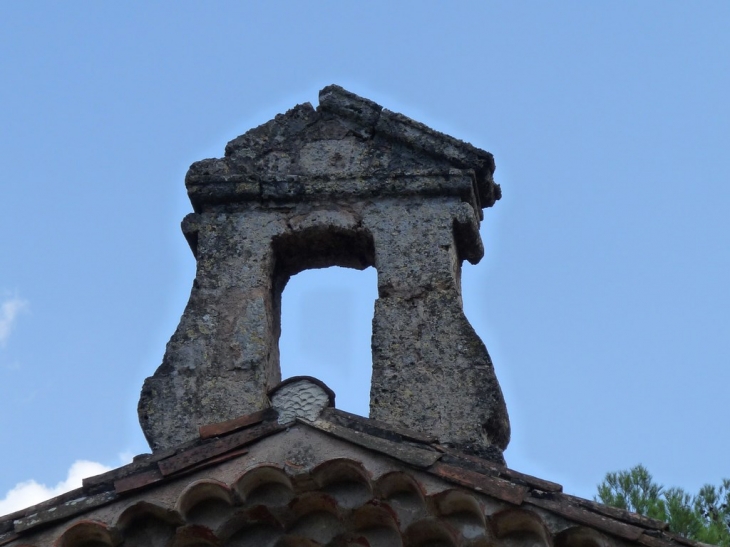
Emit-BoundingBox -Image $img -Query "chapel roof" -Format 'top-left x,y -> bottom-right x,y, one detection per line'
0,379 -> 706,547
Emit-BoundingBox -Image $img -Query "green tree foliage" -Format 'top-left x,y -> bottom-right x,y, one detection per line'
596,465 -> 730,546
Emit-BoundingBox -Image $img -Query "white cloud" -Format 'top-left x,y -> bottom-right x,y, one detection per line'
0,460 -> 111,517
0,296 -> 28,347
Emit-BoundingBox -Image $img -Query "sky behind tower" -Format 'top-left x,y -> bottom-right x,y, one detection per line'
1,1 -> 728,514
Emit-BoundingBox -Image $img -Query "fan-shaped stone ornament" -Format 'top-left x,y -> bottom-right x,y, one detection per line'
270,377 -> 335,424
138,85 -> 510,462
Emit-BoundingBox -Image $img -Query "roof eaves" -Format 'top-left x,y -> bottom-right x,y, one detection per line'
321,407 -> 438,444
433,444 -> 561,493
1,406 -> 706,547
298,416 -> 441,469
0,409 -> 286,537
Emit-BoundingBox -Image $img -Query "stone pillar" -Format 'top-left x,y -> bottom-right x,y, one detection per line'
366,200 -> 509,460
138,210 -> 285,451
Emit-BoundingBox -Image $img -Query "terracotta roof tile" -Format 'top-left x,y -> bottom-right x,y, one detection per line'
527,494 -> 646,542
301,417 -> 441,469
158,420 -> 284,477
198,407 -> 276,439
430,462 -> 528,505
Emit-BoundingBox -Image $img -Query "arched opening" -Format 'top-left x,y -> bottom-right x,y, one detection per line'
279,265 -> 377,416
272,222 -> 377,416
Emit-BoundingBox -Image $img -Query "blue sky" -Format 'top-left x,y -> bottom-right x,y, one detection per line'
1,2 -> 728,513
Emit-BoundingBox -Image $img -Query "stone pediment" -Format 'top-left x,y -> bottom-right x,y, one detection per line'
185,85 -> 500,217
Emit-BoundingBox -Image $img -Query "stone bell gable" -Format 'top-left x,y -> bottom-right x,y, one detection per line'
2,86 -> 696,547
138,85 -> 510,461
